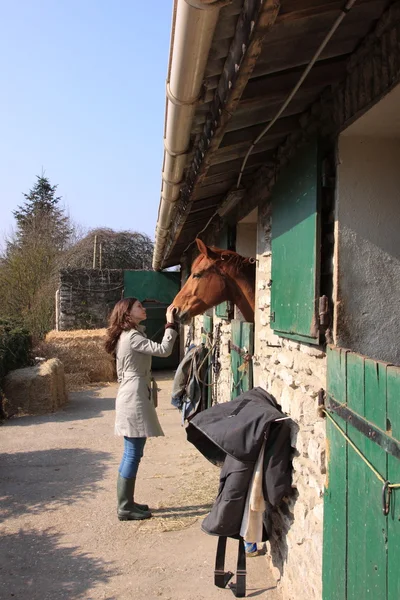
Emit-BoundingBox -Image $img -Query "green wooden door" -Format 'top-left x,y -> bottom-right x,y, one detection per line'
270,141 -> 321,344
123,270 -> 180,370
202,315 -> 213,408
324,347 -> 400,600
231,319 -> 254,400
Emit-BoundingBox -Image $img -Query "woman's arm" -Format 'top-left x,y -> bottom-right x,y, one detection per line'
129,328 -> 178,357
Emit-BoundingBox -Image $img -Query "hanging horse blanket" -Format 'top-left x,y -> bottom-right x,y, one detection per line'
186,386 -> 292,539
171,343 -> 208,421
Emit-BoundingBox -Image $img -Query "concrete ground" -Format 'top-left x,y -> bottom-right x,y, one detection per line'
0,371 -> 281,600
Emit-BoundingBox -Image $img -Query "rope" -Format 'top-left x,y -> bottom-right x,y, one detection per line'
323,409 -> 400,491
232,364 -> 249,390
196,335 -> 217,387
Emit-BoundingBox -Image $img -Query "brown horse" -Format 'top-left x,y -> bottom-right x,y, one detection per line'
173,239 -> 256,324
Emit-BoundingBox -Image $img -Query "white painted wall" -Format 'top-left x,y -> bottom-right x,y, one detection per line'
236,221 -> 257,257
335,136 -> 400,365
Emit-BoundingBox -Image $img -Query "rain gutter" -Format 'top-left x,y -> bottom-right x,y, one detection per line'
153,0 -> 226,270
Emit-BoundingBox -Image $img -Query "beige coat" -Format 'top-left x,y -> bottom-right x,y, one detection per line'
114,326 -> 178,438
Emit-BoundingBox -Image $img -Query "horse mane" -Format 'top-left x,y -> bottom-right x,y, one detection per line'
200,247 -> 255,275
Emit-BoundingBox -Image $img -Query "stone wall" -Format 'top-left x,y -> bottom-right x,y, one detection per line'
212,315 -> 232,404
254,207 -> 326,600
58,269 -> 124,330
186,207 -> 327,600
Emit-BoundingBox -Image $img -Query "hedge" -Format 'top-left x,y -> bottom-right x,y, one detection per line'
0,318 -> 32,381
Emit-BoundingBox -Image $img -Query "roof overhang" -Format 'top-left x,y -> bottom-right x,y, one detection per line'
153,0 -> 392,269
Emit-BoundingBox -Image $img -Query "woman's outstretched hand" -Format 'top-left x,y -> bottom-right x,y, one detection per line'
166,305 -> 177,324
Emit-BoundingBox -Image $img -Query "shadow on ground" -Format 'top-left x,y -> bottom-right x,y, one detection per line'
2,388 -> 116,427
151,503 -> 212,519
0,448 -> 112,523
0,528 -> 117,600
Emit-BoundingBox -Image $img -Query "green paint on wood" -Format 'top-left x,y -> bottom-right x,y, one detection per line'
324,346 -> 348,600
325,348 -> 400,600
271,141 -> 320,344
231,320 -> 242,400
347,353 -> 366,600
327,345 -> 347,406
363,360 -> 387,599
123,271 -> 180,370
387,366 -> 400,600
202,315 -> 213,408
231,320 -> 253,400
124,270 -> 180,304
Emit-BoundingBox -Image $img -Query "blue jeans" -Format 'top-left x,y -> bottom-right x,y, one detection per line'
119,437 -> 147,479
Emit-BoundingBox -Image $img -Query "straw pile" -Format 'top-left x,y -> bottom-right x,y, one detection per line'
3,358 -> 67,418
37,329 -> 116,390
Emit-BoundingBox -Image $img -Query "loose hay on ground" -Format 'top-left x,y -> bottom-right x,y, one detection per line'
36,329 -> 116,390
138,466 -> 219,533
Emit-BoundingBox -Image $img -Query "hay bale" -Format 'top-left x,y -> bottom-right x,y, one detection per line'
37,329 -> 116,386
3,358 -> 67,418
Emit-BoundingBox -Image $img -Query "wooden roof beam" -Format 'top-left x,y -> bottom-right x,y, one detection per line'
277,0 -> 384,23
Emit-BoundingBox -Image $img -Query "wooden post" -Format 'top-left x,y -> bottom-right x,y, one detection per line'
55,289 -> 60,331
93,235 -> 97,268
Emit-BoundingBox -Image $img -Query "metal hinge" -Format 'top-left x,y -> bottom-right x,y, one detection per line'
270,311 -> 275,323
318,296 -> 330,327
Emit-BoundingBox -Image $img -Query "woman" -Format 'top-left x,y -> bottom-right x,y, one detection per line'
105,297 -> 178,521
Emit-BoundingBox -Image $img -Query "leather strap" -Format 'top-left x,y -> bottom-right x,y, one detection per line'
214,537 -> 234,589
235,537 -> 246,598
214,537 -> 247,597
228,398 -> 252,418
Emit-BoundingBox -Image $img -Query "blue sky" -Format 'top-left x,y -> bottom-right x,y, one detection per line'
0,0 -> 172,242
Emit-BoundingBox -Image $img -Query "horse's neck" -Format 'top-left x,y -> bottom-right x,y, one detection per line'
226,271 -> 255,322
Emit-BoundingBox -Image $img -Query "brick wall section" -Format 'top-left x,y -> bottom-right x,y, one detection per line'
58,269 -> 124,330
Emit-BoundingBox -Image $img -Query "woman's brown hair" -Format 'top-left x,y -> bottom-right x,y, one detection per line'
104,297 -> 138,355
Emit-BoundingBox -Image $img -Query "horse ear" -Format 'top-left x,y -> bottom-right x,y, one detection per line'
196,238 -> 210,257
196,238 -> 221,260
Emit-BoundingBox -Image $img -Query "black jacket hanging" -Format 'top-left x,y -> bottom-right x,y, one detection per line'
186,386 -> 292,539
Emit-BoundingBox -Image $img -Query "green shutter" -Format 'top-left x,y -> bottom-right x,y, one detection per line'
270,141 -> 320,344
215,226 -> 235,320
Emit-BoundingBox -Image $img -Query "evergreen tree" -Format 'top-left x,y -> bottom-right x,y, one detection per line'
13,174 -> 71,250
0,174 -> 73,339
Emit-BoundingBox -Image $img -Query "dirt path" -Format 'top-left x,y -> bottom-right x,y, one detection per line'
0,372 -> 281,600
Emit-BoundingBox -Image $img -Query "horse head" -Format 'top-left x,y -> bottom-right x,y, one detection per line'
173,238 -> 256,324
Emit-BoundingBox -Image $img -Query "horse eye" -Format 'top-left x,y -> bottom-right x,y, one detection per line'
192,273 -> 202,279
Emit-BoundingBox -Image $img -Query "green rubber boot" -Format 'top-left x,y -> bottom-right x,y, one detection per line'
117,474 -> 151,521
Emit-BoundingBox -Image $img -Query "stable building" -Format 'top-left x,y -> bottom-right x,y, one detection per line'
153,2 -> 400,599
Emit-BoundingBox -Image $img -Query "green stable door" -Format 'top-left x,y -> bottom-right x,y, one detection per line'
230,319 -> 254,400
124,270 -> 180,370
323,347 -> 400,600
